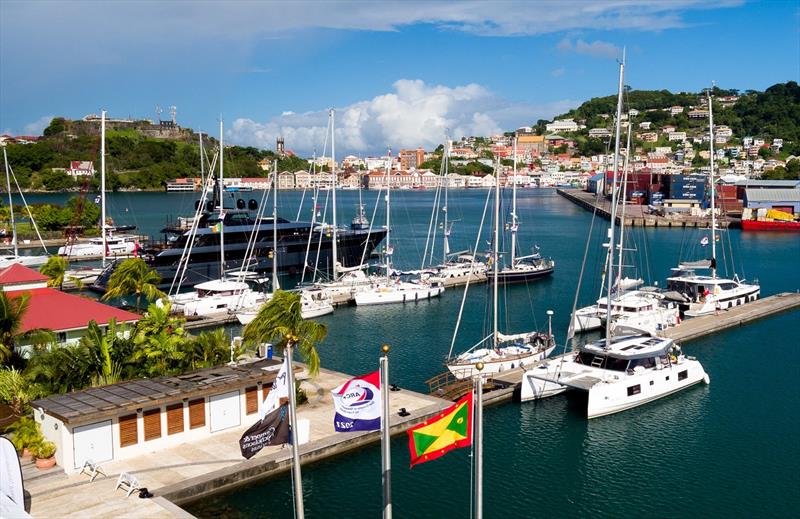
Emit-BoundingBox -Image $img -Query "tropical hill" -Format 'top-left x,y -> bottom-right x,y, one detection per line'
3,118 -> 309,192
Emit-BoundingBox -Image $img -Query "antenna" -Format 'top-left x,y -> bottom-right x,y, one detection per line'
169,105 -> 177,125
155,105 -> 163,122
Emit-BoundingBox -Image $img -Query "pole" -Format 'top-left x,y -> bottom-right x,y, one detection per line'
492,160 -> 499,345
101,110 -> 107,267
473,361 -> 484,519
708,89 -> 717,279
330,109 -> 339,280
605,51 -> 625,349
273,160 -> 279,291
198,132 -> 205,185
285,339 -> 305,519
380,344 -> 392,519
3,148 -> 17,257
443,137 -> 449,265
219,119 -> 226,276
385,149 -> 391,283
547,309 -> 554,339
616,121 -> 633,290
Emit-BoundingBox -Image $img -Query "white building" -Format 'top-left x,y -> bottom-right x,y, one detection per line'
545,119 -> 580,133
668,131 -> 687,142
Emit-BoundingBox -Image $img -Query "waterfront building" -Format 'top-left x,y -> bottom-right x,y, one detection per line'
66,160 -> 95,177
165,178 -> 201,192
277,171 -> 295,189
398,148 -> 425,169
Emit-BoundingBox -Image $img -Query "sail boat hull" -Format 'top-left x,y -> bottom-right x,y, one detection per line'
490,262 -> 555,284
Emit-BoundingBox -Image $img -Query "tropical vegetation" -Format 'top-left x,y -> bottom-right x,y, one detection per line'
101,258 -> 166,311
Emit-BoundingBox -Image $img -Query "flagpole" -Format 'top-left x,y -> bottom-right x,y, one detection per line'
473,361 -> 484,519
285,337 -> 305,519
380,344 -> 392,519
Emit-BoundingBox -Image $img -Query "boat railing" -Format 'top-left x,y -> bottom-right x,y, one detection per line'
425,370 -> 496,401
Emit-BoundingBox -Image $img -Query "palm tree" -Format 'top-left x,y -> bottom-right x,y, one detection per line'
101,258 -> 166,312
0,292 -> 52,365
39,256 -> 83,290
188,328 -> 232,370
242,290 -> 326,376
80,320 -> 124,386
130,302 -> 186,377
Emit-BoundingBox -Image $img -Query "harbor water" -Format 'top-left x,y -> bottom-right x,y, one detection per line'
14,189 -> 800,518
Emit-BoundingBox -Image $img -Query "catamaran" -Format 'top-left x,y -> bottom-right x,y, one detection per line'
665,89 -> 760,317
446,159 -> 555,379
521,56 -> 709,418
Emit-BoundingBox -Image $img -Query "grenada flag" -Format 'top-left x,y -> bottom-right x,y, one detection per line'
407,392 -> 473,467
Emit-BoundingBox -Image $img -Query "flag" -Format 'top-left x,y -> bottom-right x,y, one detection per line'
331,370 -> 381,432
407,392 -> 473,467
261,356 -> 289,418
700,236 -> 709,246
239,404 -> 290,459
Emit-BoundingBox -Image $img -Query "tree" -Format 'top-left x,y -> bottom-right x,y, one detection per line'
39,256 -> 83,290
242,290 -> 326,376
102,258 -> 165,311
0,293 -> 35,364
79,320 -> 125,386
188,328 -> 236,369
42,117 -> 65,137
130,302 -> 186,377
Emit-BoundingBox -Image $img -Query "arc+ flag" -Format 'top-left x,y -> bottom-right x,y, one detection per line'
407,391 -> 473,467
331,370 -> 381,432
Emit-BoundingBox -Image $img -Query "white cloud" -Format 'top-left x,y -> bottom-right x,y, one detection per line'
22,115 -> 53,136
551,67 -> 567,77
228,79 -> 576,156
558,38 -> 621,59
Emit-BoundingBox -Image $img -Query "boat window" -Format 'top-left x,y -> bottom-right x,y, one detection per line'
605,357 -> 629,372
720,283 -> 737,290
629,357 -> 656,370
627,384 -> 641,396
678,370 -> 688,381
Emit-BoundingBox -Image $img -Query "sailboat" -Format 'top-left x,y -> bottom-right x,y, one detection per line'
57,111 -> 138,261
573,118 -> 679,336
354,150 -> 445,306
491,136 -> 555,284
1,149 -> 49,268
446,160 -> 555,379
664,89 -> 760,317
520,55 -> 710,418
420,137 -> 488,288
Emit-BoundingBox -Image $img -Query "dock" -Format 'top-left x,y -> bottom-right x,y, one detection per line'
428,292 -> 800,405
557,188 -> 732,228
23,365 -> 450,518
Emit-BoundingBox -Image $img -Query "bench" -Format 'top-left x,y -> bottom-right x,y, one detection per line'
79,460 -> 106,482
114,472 -> 140,498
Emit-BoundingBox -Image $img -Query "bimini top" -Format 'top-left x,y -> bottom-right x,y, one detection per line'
581,335 -> 674,359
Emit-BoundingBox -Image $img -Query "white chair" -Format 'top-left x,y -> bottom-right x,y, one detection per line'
114,472 -> 140,497
79,459 -> 106,482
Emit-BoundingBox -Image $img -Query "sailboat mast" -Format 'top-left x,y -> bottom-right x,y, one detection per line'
219,119 -> 225,275
493,159 -> 500,345
101,110 -> 107,267
273,160 -> 279,291
385,149 -> 391,283
605,53 -> 625,348
330,109 -> 338,279
511,135 -> 518,266
616,120 -> 633,289
198,132 -> 205,185
2,148 -> 17,257
708,89 -> 717,279
443,139 -> 449,265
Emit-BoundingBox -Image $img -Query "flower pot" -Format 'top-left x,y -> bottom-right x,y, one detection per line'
21,448 -> 32,460
35,457 -> 56,469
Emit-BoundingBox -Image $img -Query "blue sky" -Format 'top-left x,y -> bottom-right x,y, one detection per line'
1,0 -> 798,156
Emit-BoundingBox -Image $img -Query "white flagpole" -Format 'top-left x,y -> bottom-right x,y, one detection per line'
473,361 -> 484,519
380,344 -> 392,519
285,338 -> 305,519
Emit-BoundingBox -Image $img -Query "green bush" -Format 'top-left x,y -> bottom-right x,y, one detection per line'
31,440 -> 56,459
8,416 -> 42,452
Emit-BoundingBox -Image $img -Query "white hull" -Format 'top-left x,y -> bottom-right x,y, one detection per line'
427,263 -> 488,288
0,254 -> 49,268
58,240 -> 136,258
520,352 -> 709,418
236,292 -> 333,324
683,286 -> 760,317
354,282 -> 444,306
572,306 -> 604,332
447,344 -> 555,379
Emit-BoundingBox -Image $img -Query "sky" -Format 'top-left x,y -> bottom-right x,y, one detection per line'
1,0 -> 798,157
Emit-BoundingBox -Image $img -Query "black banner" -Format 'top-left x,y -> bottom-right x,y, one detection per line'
239,404 -> 290,459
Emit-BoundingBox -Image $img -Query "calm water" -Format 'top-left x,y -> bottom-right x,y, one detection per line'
18,189 -> 800,517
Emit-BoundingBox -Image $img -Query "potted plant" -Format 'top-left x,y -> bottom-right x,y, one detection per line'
31,441 -> 57,469
8,416 -> 41,460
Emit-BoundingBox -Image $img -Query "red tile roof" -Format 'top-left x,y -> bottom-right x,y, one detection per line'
7,287 -> 139,333
0,264 -> 48,285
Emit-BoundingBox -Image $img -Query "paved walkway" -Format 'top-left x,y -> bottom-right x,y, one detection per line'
24,367 -> 447,518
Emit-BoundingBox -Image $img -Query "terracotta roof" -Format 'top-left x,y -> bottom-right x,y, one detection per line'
7,287 -> 140,333
0,264 -> 48,285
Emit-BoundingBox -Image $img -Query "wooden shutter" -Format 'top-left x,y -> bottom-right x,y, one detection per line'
188,398 -> 205,429
119,414 -> 138,447
166,403 -> 184,435
143,408 -> 161,441
245,386 -> 258,415
262,386 -> 270,401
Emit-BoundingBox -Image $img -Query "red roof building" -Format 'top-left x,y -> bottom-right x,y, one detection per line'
0,264 -> 139,338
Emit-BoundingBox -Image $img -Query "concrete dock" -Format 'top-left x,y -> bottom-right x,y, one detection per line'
23,366 -> 449,518
557,188 -> 733,228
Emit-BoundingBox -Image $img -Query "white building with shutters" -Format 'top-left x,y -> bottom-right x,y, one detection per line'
32,358 -> 291,473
